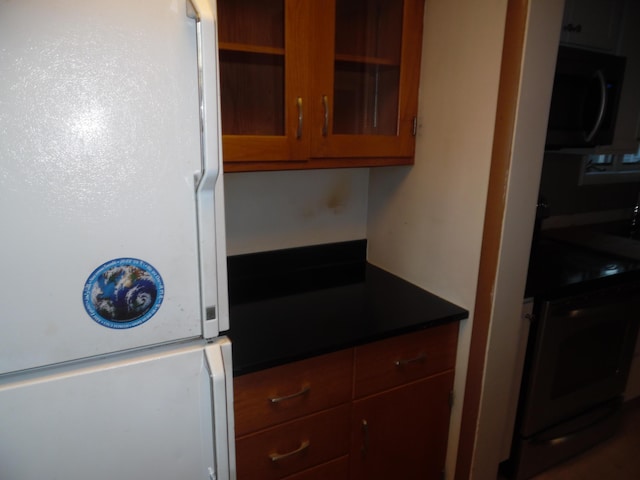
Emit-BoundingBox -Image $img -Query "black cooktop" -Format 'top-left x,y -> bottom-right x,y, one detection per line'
526,236 -> 640,299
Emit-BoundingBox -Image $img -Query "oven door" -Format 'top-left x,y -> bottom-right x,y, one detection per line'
520,282 -> 640,437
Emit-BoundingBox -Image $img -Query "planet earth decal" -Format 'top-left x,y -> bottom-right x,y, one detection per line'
83,258 -> 164,329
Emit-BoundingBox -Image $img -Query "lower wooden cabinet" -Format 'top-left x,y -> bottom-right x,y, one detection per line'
281,456 -> 349,480
234,349 -> 353,437
236,405 -> 350,480
234,322 -> 458,480
349,371 -> 455,480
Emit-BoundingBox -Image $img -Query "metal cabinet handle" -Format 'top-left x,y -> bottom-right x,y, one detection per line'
541,404 -> 618,447
296,97 -> 303,139
395,353 -> 426,367
361,419 -> 369,456
562,23 -> 582,33
269,440 -> 310,462
322,95 -> 329,136
269,385 -> 311,404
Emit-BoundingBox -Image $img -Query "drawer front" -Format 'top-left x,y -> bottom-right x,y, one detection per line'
234,349 -> 353,436
353,322 -> 458,398
282,456 -> 349,480
236,404 -> 351,480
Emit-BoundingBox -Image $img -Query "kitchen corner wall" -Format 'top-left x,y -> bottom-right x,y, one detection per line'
366,0 -> 509,477
223,168 -> 370,256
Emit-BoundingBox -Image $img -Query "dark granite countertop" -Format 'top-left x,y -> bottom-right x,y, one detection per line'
225,240 -> 468,376
526,224 -> 640,299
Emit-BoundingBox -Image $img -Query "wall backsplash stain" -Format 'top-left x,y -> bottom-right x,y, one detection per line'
224,169 -> 369,255
326,175 -> 351,213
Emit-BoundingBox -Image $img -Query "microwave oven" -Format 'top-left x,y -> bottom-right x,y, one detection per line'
545,46 -> 626,150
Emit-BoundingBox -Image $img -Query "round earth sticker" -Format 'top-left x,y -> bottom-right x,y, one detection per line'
83,258 -> 164,329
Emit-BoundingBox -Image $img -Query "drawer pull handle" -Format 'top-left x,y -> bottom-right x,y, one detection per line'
322,95 -> 329,136
395,353 -> 426,367
269,440 -> 310,462
269,385 -> 311,404
361,419 -> 369,456
296,97 -> 303,139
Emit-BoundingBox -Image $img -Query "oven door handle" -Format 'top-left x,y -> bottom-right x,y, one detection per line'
532,400 -> 620,447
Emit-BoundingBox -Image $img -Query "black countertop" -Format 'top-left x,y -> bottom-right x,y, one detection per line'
225,240 -> 468,376
526,226 -> 640,299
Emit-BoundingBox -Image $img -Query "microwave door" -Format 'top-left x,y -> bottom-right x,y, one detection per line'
545,46 -> 626,149
546,72 -> 609,148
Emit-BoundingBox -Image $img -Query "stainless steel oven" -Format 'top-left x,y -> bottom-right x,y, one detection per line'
506,280 -> 640,479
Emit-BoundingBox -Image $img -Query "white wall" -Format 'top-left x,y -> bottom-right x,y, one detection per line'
224,168 -> 369,255
471,1 -> 564,478
366,0 -> 509,477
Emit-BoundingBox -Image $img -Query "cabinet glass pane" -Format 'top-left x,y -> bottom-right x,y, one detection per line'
333,0 -> 403,136
220,52 -> 284,135
218,0 -> 284,49
218,0 -> 285,136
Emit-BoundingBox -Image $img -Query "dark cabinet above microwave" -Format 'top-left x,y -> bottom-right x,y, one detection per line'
546,46 -> 626,150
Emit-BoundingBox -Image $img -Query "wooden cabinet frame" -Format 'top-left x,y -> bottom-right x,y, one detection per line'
218,0 -> 425,172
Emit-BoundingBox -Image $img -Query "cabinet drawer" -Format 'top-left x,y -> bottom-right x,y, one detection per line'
282,456 -> 349,480
353,322 -> 458,398
234,349 -> 353,436
236,404 -> 351,480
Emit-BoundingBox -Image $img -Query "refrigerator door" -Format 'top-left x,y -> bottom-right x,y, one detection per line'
0,338 -> 236,480
0,0 -> 227,374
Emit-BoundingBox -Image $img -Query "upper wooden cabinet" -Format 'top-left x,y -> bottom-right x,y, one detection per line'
217,0 -> 425,172
559,0 -> 625,52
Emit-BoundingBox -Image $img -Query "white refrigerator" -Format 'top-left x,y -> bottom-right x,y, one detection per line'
0,0 -> 236,479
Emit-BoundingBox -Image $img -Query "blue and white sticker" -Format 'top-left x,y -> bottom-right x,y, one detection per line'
83,258 -> 164,329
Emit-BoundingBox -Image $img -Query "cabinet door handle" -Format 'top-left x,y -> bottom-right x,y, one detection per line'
562,23 -> 582,33
322,95 -> 329,136
269,440 -> 310,462
296,97 -> 303,139
268,385 -> 311,404
361,419 -> 369,456
395,353 -> 426,367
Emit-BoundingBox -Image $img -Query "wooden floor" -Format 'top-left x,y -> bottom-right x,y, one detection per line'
531,398 -> 640,480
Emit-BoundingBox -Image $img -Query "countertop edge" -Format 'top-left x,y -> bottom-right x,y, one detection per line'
228,311 -> 467,376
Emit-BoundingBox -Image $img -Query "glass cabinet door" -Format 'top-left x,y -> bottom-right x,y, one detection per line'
218,0 -> 309,166
217,0 -> 424,170
311,0 -> 423,159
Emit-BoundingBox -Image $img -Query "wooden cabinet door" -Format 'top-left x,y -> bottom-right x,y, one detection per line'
218,0 -> 424,170
560,0 -> 624,52
349,371 -> 454,480
218,0 -> 311,168
282,456 -> 349,480
609,0 -> 640,153
309,0 -> 423,161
